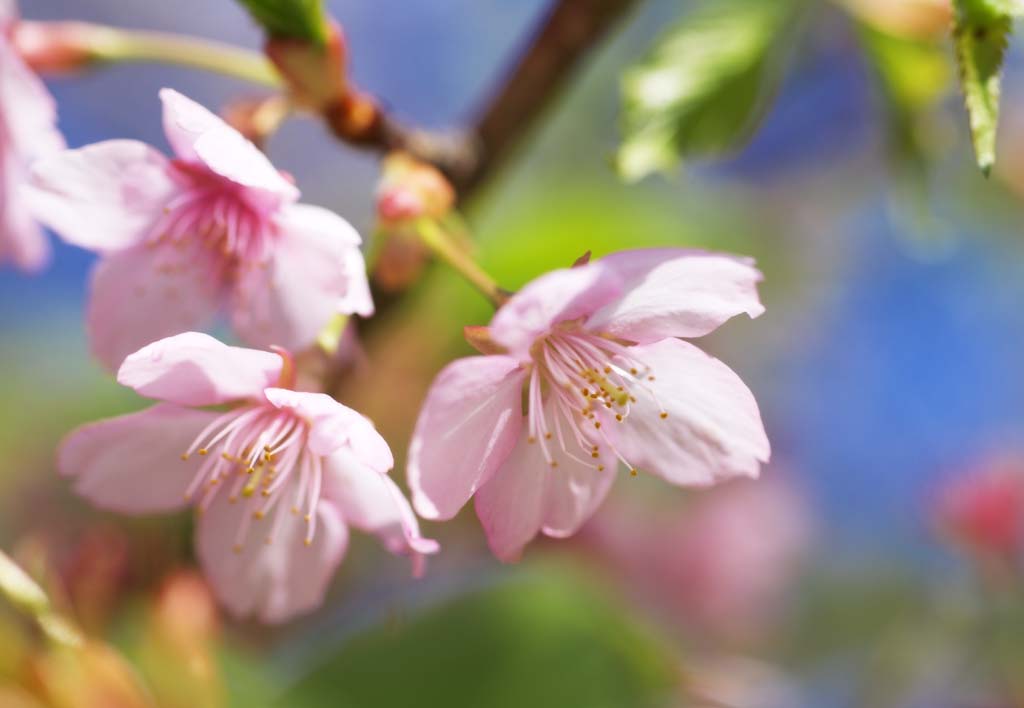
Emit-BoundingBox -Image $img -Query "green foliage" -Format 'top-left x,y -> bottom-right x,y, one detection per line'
234,0 -> 329,45
952,0 -> 1017,175
616,0 -> 803,181
277,569 -> 679,708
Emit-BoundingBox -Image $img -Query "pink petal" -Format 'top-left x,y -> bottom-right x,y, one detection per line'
489,263 -> 623,357
196,487 -> 348,623
27,140 -> 176,252
119,332 -> 284,407
588,249 -> 765,343
0,36 -> 64,158
58,403 -> 219,514
0,156 -> 50,271
231,204 -> 372,353
159,88 -> 298,200
263,387 -> 393,470
541,438 -> 617,538
474,397 -> 617,559
473,431 -> 547,562
617,338 -> 770,486
408,356 -> 527,520
324,449 -> 440,571
85,242 -> 222,371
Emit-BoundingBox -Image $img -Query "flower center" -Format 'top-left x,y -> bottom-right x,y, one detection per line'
149,162 -> 276,265
180,404 -> 322,550
529,328 -> 668,476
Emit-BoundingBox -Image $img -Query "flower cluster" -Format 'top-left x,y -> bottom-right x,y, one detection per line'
5,0 -> 771,623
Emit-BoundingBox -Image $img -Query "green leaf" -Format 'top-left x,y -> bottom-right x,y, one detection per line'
235,0 -> 329,45
952,0 -> 1015,175
616,0 -> 804,181
277,569 -> 679,708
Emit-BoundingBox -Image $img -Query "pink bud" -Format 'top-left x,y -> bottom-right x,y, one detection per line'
11,21 -> 98,73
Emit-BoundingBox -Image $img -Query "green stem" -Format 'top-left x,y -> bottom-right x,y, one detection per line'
415,218 -> 507,307
0,549 -> 82,648
85,24 -> 281,87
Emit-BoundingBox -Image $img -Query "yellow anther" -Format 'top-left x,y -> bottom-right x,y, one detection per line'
594,422 -> 602,429
198,448 -> 209,456
304,538 -> 312,547
304,514 -> 311,522
629,368 -> 638,375
615,414 -> 623,422
291,506 -> 300,515
232,544 -> 242,554
254,510 -> 265,519
527,436 -> 537,444
550,461 -> 559,468
221,452 -> 233,460
544,432 -> 552,440
180,453 -> 189,461
629,468 -> 638,477
659,412 -> 668,419
591,452 -> 599,459
597,465 -> 605,471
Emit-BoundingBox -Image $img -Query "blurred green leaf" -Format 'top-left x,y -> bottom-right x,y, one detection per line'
234,0 -> 328,45
952,0 -> 1015,175
616,0 -> 804,181
278,569 -> 679,708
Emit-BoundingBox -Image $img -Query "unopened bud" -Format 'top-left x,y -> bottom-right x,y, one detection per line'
376,152 -> 455,224
11,21 -> 101,73
265,20 -> 346,110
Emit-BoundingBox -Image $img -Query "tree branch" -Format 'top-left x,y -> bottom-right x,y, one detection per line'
323,0 -> 641,199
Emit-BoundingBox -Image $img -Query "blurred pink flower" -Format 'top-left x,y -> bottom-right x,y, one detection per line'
58,332 -> 437,623
0,1 -> 65,271
28,88 -> 372,370
408,248 -> 770,561
583,478 -> 812,643
933,454 -> 1024,563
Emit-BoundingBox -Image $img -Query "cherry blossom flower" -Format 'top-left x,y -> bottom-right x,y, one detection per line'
59,332 -> 437,623
408,248 -> 770,561
28,88 -> 372,370
0,1 -> 65,271
933,453 -> 1024,563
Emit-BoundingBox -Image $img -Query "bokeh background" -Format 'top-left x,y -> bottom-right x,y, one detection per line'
3,1 -> 1024,706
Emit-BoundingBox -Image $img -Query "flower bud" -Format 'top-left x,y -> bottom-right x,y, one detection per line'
264,20 -> 346,111
376,152 -> 455,224
10,21 -> 99,73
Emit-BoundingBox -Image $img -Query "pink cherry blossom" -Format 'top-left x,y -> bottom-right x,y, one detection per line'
27,88 -> 372,370
59,332 -> 437,623
408,248 -> 770,561
0,2 -> 65,271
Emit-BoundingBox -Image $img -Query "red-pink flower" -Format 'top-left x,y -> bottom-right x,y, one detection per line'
933,454 -> 1024,563
408,248 -> 770,561
28,89 -> 372,370
59,332 -> 437,623
0,1 -> 65,271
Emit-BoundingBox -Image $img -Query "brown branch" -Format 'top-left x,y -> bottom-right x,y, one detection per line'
322,0 -> 641,200
458,0 -> 642,195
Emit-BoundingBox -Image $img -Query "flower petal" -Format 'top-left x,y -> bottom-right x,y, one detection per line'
0,156 -> 50,271
196,487 -> 348,623
588,249 -> 765,343
261,388 -> 391,471
489,263 -> 623,357
473,431 -> 548,562
119,332 -> 284,407
27,140 -> 176,252
0,36 -> 64,158
58,403 -> 219,514
324,449 -> 440,573
231,204 -> 372,353
408,356 -> 527,520
86,243 -> 222,371
617,338 -> 770,486
542,439 -> 617,538
159,88 -> 298,200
